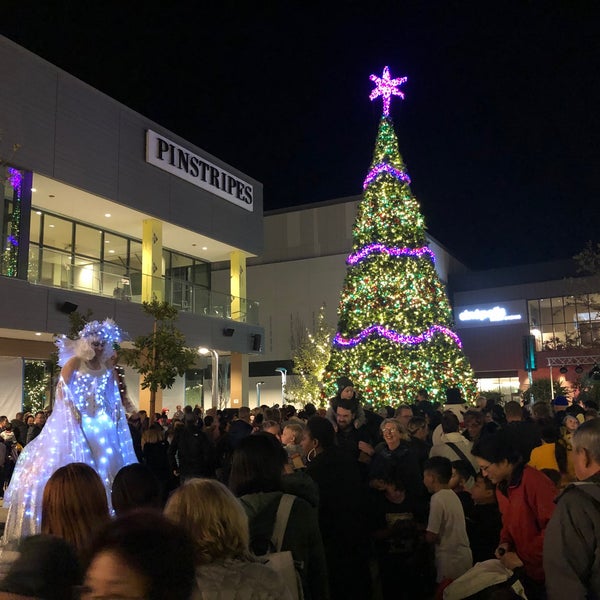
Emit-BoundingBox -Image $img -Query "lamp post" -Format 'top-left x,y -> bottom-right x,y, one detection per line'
275,367 -> 287,405
256,381 -> 265,407
199,347 -> 219,409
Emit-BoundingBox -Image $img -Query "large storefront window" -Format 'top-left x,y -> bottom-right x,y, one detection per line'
528,294 -> 600,350
28,208 -> 211,303
477,376 -> 521,403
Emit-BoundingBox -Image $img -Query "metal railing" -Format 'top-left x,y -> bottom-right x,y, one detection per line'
26,246 -> 260,324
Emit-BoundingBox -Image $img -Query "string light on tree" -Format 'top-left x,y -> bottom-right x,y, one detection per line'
326,66 -> 476,407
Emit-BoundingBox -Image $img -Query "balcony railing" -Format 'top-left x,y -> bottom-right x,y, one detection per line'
26,246 -> 260,324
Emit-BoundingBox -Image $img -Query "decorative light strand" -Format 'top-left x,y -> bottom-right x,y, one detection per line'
347,243 -> 435,266
334,324 -> 463,349
363,162 -> 411,189
369,66 -> 407,117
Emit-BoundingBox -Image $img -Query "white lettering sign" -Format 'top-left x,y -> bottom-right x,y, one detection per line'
145,130 -> 254,212
459,306 -> 522,323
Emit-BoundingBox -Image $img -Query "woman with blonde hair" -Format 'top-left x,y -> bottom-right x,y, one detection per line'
41,462 -> 110,560
164,478 -> 292,599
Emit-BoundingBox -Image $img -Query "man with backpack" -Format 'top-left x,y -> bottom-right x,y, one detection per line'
544,418 -> 600,599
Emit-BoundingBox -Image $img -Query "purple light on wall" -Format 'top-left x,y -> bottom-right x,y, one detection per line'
334,324 -> 463,349
347,243 -> 435,266
363,163 -> 411,189
369,66 -> 407,117
7,167 -> 22,190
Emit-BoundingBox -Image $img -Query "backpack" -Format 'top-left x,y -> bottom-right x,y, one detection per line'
256,494 -> 305,600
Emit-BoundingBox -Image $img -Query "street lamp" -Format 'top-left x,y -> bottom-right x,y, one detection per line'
275,367 -> 287,405
198,347 -> 219,409
256,381 -> 265,407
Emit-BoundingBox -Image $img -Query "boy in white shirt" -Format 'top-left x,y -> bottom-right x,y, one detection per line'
424,456 -> 472,590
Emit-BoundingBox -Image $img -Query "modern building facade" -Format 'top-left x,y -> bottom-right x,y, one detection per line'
0,36 -> 264,417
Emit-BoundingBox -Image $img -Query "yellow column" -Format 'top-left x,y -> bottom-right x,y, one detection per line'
230,353 -> 247,408
230,250 -> 249,406
142,219 -> 164,301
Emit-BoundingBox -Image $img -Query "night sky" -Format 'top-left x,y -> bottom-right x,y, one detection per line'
1,2 -> 598,270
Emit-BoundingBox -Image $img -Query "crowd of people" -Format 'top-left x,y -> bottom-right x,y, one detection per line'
2,362 -> 600,598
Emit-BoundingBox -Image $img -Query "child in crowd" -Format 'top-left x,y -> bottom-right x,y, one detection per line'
369,462 -> 431,599
424,456 -> 472,593
465,474 -> 502,564
449,460 -> 475,515
281,422 -> 305,470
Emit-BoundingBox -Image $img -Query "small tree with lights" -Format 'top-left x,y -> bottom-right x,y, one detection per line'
119,300 -> 197,420
287,304 -> 334,405
326,67 -> 476,407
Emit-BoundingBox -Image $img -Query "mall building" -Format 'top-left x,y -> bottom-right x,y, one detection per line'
0,35 -> 264,417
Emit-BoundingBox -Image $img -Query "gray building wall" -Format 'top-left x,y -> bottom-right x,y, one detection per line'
0,35 -> 263,255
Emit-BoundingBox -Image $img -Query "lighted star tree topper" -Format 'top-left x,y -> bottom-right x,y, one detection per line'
325,67 -> 476,407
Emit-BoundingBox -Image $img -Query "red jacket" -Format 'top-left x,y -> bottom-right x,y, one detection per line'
496,464 -> 556,583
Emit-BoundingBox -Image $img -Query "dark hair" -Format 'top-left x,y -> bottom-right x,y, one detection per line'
423,456 -> 452,484
540,469 -> 561,487
471,431 -> 522,465
337,397 -> 359,414
452,460 -> 473,481
463,410 -> 484,425
441,411 -> 460,434
382,460 -> 406,491
475,473 -> 496,491
304,403 -> 317,417
111,464 -> 162,516
87,510 -> 196,600
0,534 -> 82,599
306,416 -> 335,450
407,416 -> 427,435
229,433 -> 287,496
204,415 -> 214,428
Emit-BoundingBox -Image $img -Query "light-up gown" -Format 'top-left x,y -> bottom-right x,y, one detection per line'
3,360 -> 138,542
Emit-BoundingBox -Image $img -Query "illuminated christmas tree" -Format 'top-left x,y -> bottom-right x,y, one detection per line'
326,67 -> 476,407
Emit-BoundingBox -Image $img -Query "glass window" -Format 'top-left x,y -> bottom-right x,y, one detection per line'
576,296 -> 591,322
75,224 -> 102,259
43,214 -> 72,251
551,297 -> 565,323
528,299 -> 540,327
104,232 -> 129,266
129,240 -> 143,272
30,210 -> 42,245
564,296 -> 577,324
540,298 -> 553,325
590,293 -> 600,321
191,262 -> 210,288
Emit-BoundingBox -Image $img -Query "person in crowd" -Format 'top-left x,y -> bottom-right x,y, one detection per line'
230,433 -> 329,600
9,412 -> 27,447
369,461 -> 431,599
559,412 -> 582,483
228,406 -> 254,449
168,411 -> 215,483
25,410 -> 46,445
4,319 -> 138,542
364,418 -> 426,504
172,404 -> 185,421
472,430 -> 556,599
164,478 -> 293,599
528,423 -> 566,486
429,411 -> 480,476
142,423 -> 177,503
81,510 -> 196,600
0,534 -> 82,599
407,415 -> 431,473
335,396 -> 373,468
111,463 -> 163,516
442,387 -> 469,428
300,416 -> 370,599
465,474 -> 502,564
281,422 -> 305,469
261,419 -> 282,438
423,456 -> 472,590
544,418 -> 600,598
41,463 -> 111,562
449,460 -> 475,514
395,404 -> 413,429
551,395 -> 569,426
503,400 -> 541,463
462,409 -> 485,443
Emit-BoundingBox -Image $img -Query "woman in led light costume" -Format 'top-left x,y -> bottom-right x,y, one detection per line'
3,319 -> 138,542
